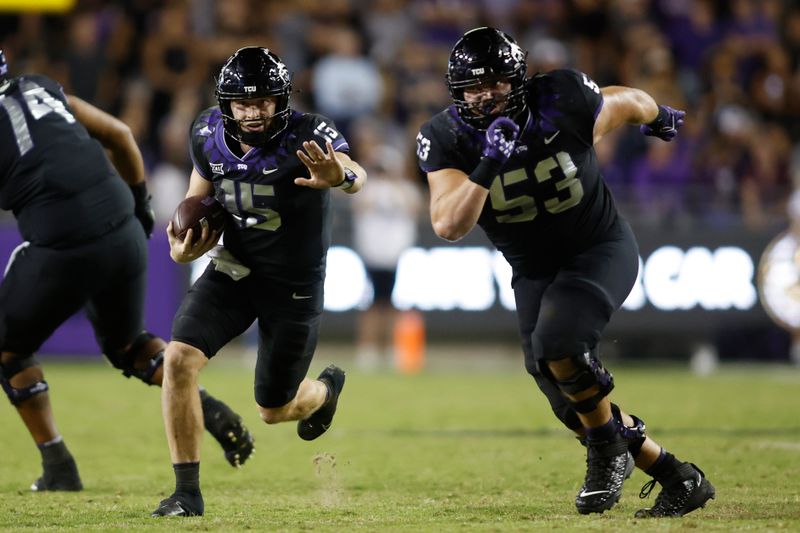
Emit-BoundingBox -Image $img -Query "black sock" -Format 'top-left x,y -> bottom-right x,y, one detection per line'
173,462 -> 201,495
646,450 -> 681,483
585,416 -> 618,442
38,439 -> 73,465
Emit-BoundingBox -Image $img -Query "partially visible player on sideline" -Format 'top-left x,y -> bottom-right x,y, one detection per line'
416,28 -> 715,517
0,50 -> 254,492
150,46 -> 366,517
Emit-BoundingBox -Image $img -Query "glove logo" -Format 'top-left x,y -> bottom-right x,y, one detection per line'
544,131 -> 560,145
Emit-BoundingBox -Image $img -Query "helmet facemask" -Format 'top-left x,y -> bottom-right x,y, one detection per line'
215,47 -> 292,146
448,75 -> 527,130
217,92 -> 291,147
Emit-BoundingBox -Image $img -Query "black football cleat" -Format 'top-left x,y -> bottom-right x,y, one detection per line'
200,390 -> 255,467
30,458 -> 83,492
151,492 -> 204,517
635,462 -> 715,518
297,365 -> 346,441
575,434 -> 631,514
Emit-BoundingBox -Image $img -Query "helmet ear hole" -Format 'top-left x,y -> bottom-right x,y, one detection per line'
215,46 -> 292,145
446,27 -> 528,129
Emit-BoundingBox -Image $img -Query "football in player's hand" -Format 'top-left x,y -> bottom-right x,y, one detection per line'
171,195 -> 226,244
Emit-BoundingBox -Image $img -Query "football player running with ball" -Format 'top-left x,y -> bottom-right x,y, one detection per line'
151,46 -> 366,517
416,28 -> 714,517
0,50 -> 253,492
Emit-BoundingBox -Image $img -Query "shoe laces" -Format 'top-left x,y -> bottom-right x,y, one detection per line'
639,478 -> 657,499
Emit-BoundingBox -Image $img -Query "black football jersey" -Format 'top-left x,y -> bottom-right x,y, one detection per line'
0,75 -> 133,246
417,69 -> 620,277
190,108 -> 349,283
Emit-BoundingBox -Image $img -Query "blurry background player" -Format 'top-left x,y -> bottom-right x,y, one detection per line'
0,50 -> 253,492
350,118 -> 423,371
416,28 -> 714,517
151,47 -> 366,518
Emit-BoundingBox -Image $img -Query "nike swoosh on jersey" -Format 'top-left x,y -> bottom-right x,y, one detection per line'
544,131 -> 560,144
292,292 -> 312,300
578,490 -> 611,498
263,168 -> 278,174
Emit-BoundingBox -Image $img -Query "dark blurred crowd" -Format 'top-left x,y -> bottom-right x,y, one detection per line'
2,0 -> 799,231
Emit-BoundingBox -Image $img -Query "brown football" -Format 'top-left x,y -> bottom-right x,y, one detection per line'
171,195 -> 226,244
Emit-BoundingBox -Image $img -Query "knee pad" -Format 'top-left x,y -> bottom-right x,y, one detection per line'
542,352 -> 615,414
0,354 -> 49,405
105,331 -> 165,385
528,369 -> 584,431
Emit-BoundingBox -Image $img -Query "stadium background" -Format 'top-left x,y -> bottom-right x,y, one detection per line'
1,0 -> 799,363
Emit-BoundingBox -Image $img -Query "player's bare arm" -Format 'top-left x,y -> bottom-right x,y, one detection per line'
333,151 -> 366,194
66,94 -> 146,187
594,87 -> 686,145
166,168 -> 220,263
593,87 -> 658,144
294,140 -> 366,193
66,95 -> 155,237
427,168 -> 489,242
428,114 -> 519,242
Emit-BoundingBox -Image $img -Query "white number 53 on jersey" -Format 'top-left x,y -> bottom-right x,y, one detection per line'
490,151 -> 584,223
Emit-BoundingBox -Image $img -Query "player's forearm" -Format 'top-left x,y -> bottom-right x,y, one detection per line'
602,86 -> 659,125
623,87 -> 659,125
340,160 -> 367,194
67,94 -> 147,186
594,86 -> 660,143
430,183 -> 487,242
107,130 -> 147,186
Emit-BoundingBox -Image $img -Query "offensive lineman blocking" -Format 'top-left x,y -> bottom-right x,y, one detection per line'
417,27 -> 715,517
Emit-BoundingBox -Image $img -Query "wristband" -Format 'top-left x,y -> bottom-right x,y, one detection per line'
336,167 -> 357,190
468,157 -> 503,189
649,105 -> 671,129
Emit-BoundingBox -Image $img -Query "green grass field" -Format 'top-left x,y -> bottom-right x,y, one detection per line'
1,348 -> 798,531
